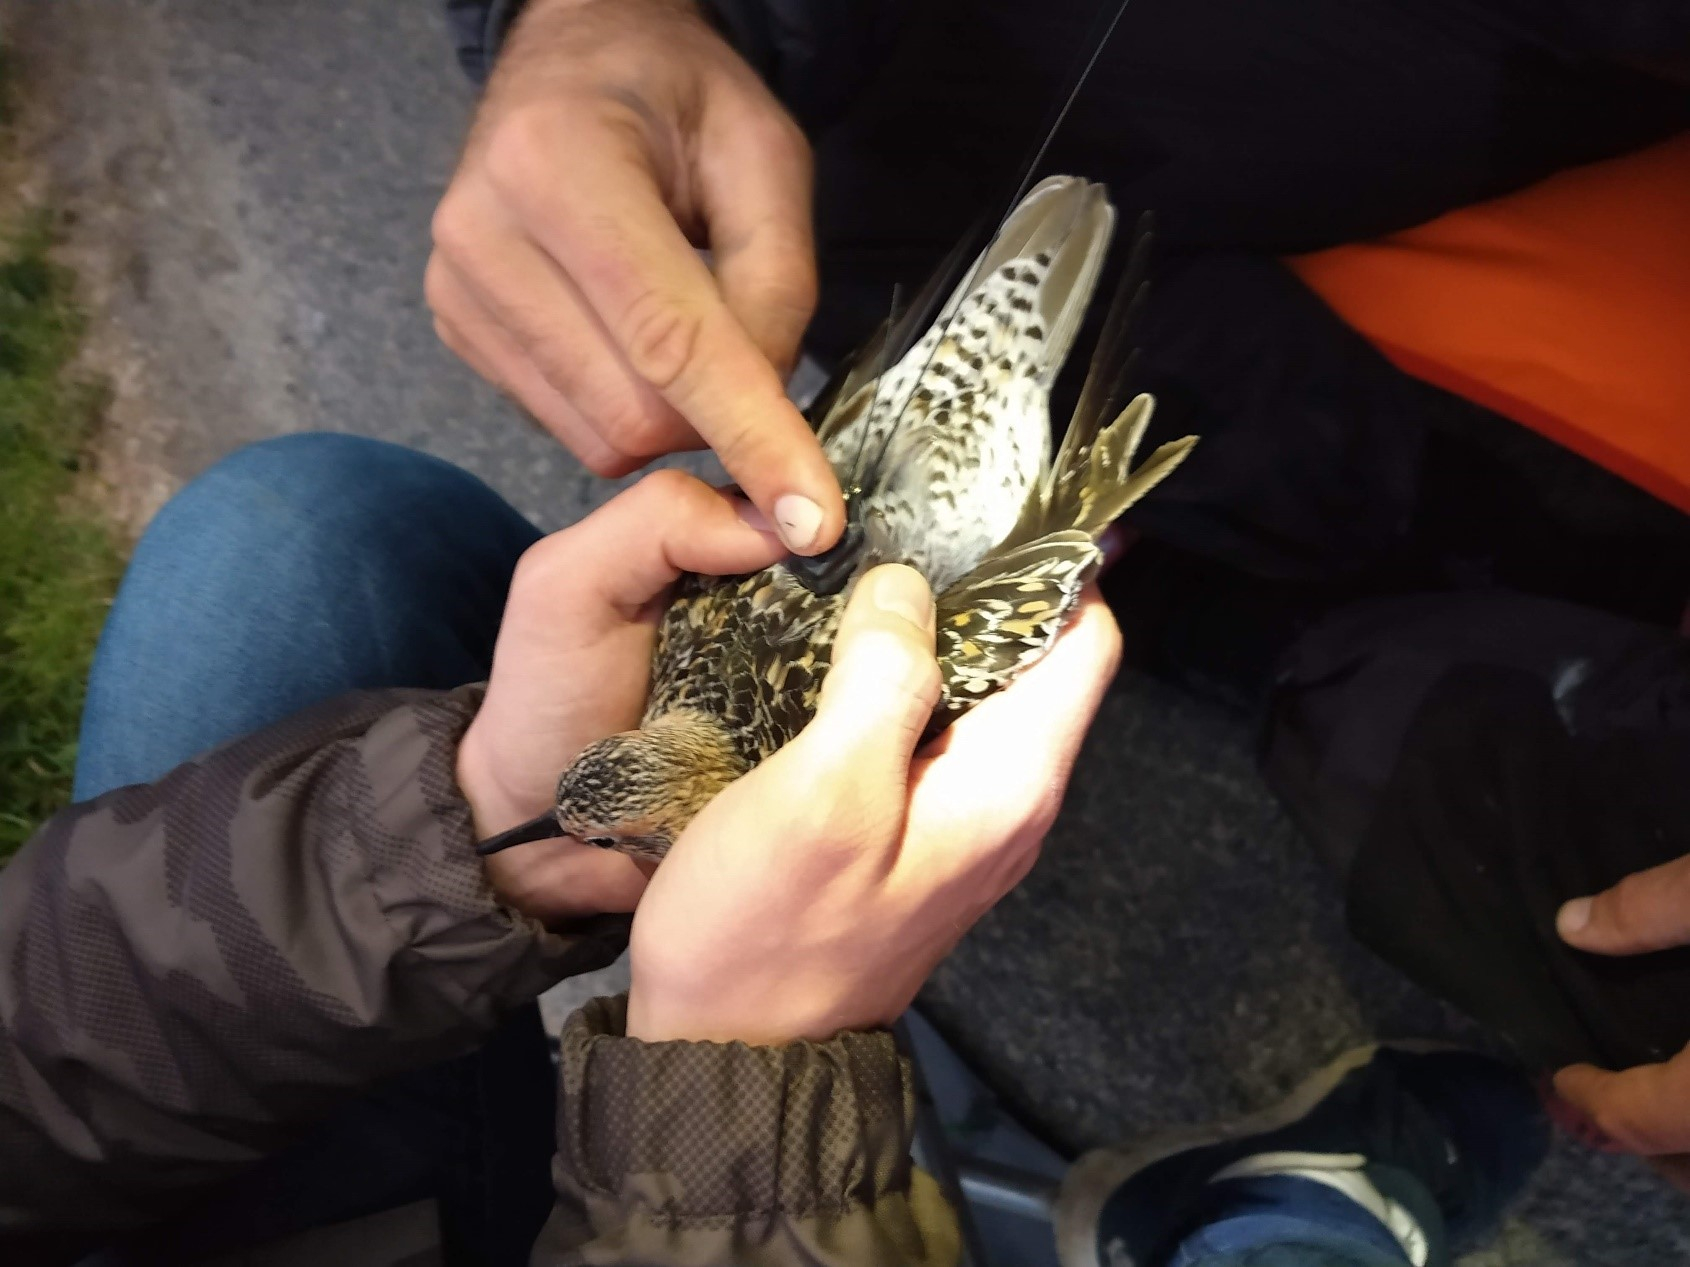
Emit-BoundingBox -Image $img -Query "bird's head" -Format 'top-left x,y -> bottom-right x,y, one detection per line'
553,714 -> 747,862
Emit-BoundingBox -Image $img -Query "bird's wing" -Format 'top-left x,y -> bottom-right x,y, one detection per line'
735,575 -> 840,760
998,215 -> 1197,551
646,571 -> 733,721
930,529 -> 1098,733
647,570 -> 840,764
1059,394 -> 1198,539
808,213 -> 994,483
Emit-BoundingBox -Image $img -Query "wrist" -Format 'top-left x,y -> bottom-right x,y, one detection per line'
455,718 -> 540,838
625,975 -> 863,1046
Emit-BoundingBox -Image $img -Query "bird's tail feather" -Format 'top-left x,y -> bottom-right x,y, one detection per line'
994,212 -> 1197,550
935,177 -> 1115,383
1073,405 -> 1198,537
1056,212 -> 1152,485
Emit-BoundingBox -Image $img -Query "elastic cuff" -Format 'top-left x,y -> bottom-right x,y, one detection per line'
558,996 -> 916,1220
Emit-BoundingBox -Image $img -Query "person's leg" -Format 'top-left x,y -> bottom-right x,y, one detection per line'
1264,590 -> 1690,1074
809,0 -> 1690,359
811,0 -> 1690,618
1056,1046 -> 1547,1267
77,433 -> 554,1266
75,431 -> 538,798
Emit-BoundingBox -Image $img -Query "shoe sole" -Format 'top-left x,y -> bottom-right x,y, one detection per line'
1053,1040 -> 1460,1267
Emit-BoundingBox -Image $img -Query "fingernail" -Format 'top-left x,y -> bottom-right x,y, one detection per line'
1557,897 -> 1592,939
773,493 -> 823,552
872,565 -> 933,630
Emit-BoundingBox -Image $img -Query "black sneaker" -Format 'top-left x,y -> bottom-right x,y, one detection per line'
1053,1044 -> 1547,1267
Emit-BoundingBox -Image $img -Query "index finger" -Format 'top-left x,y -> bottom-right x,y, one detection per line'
495,113 -> 844,553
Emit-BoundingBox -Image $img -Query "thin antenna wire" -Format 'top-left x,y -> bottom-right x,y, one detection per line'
854,0 -> 1136,492
1002,0 -> 1135,214
787,0 -> 1135,596
841,283 -> 906,499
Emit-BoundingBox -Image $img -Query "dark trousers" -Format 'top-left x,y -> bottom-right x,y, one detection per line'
812,0 -> 1690,592
76,435 -> 552,1265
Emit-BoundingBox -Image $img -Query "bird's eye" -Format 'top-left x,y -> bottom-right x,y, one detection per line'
583,836 -> 617,850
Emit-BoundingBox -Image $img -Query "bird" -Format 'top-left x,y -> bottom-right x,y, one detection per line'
479,175 -> 1197,863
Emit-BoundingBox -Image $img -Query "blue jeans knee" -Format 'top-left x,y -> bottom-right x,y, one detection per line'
75,433 -> 539,798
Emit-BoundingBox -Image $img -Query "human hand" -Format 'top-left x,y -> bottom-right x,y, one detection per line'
428,0 -> 843,554
625,565 -> 1123,1045
457,471 -> 784,924
1555,856 -> 1690,1188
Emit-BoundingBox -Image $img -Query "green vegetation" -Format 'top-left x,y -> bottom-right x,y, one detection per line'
0,211 -> 123,858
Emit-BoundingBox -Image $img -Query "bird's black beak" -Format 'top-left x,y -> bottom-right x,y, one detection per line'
474,811 -> 567,856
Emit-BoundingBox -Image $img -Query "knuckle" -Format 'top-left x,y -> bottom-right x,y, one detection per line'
1652,856 -> 1690,908
432,316 -> 468,361
482,104 -> 562,199
881,652 -> 941,742
994,775 -> 1064,844
598,397 -> 680,457
579,447 -> 635,478
422,256 -> 455,316
746,262 -> 817,329
525,335 -> 594,402
703,409 -> 763,467
618,290 -> 705,393
909,653 -> 943,707
631,467 -> 699,506
1590,1103 -> 1649,1152
1603,876 -> 1674,950
510,533 -> 568,593
753,111 -> 812,174
429,192 -> 478,263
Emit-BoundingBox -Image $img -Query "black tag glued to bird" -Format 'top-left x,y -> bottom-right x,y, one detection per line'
785,519 -> 864,595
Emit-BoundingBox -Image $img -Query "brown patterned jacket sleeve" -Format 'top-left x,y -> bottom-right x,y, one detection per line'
0,687 -> 625,1259
535,996 -> 961,1267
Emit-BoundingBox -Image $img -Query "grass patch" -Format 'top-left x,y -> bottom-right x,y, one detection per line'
0,211 -> 122,859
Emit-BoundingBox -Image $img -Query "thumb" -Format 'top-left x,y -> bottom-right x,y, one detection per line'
1557,854 -> 1690,956
796,565 -> 941,786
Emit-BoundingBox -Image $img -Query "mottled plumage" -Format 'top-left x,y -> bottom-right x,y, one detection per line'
490,176 -> 1197,863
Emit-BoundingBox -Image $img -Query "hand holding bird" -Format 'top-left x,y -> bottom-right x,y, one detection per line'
627,564 -> 1122,1046
457,470 -> 785,924
428,0 -> 843,553
476,176 -> 1198,865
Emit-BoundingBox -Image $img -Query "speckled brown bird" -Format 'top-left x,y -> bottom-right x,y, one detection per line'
481,176 -> 1197,863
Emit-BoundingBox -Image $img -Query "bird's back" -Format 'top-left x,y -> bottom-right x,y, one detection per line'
645,176 -> 1196,768
824,177 -> 1118,594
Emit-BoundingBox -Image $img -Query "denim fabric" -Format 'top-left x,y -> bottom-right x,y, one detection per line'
76,432 -> 538,799
75,433 -> 552,1266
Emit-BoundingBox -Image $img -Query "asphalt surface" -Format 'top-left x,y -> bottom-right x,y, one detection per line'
9,1 -> 1688,1261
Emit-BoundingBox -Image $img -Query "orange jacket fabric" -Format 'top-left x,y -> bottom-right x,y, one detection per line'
1288,131 -> 1690,514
